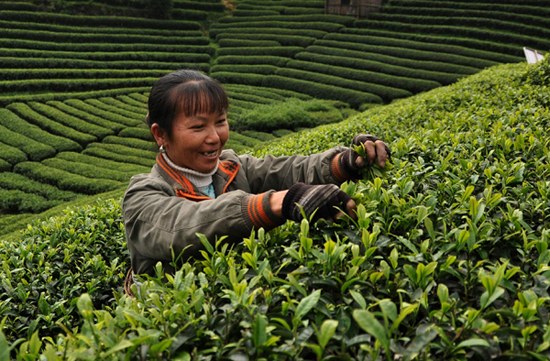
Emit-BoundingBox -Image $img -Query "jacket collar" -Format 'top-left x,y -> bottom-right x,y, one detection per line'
155,153 -> 239,201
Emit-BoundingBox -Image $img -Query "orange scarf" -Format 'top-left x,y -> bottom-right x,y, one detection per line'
156,153 -> 240,201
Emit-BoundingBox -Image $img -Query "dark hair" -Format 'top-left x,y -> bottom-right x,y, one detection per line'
146,69 -> 229,138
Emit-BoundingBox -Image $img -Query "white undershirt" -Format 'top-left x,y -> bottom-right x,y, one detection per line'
162,153 -> 218,198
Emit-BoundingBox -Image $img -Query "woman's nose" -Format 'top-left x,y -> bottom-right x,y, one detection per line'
205,125 -> 220,143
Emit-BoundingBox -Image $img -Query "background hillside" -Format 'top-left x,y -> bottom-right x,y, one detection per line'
1,0 -> 549,236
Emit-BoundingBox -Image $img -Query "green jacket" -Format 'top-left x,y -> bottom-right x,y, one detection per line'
123,147 -> 349,275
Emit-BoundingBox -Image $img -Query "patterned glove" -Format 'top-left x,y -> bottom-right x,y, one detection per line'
282,182 -> 352,222
339,134 -> 391,179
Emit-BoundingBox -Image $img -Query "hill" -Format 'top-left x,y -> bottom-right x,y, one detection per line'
1,53 -> 549,359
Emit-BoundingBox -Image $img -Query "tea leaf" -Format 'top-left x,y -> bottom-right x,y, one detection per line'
349,290 -> 367,309
379,299 -> 397,323
252,314 -> 268,348
0,328 -> 10,361
104,340 -> 134,356
453,337 -> 490,351
353,309 -> 389,350
480,287 -> 505,310
295,289 -> 321,322
391,303 -> 419,333
317,319 -> 338,349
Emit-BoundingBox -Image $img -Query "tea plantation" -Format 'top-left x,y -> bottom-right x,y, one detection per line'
1,0 -> 550,234
1,0 -> 550,359
1,51 -> 549,360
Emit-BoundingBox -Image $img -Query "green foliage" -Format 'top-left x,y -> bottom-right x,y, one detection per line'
1,1 -> 550,359
14,161 -> 123,195
216,33 -> 317,47
522,53 -> 550,86
7,103 -> 97,146
0,172 -> 77,212
146,0 -> 173,19
0,142 -> 27,166
217,46 -> 304,57
233,98 -> 347,132
0,124 -> 56,161
0,9 -> 200,29
275,67 -> 412,103
264,75 -> 383,108
0,199 -> 127,344
295,49 -> 458,86
0,108 -> 81,153
1,57 -> 550,360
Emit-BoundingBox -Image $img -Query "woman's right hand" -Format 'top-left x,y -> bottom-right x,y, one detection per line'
279,183 -> 356,222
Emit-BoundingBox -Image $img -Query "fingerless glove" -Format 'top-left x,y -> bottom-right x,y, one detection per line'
339,134 -> 391,179
282,182 -> 352,222
339,134 -> 379,179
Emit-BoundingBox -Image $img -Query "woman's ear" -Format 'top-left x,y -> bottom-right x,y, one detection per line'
150,123 -> 166,148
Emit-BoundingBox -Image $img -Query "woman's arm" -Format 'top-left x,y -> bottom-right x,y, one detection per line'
123,174 -> 284,274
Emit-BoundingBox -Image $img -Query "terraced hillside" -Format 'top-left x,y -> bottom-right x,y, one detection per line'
0,0 -> 549,234
211,0 -> 550,107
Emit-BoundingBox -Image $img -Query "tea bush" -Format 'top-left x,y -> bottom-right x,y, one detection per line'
63,99 -> 141,127
265,75 -> 383,108
82,144 -> 155,168
216,33 -> 316,47
0,108 -> 81,153
0,124 -> 56,161
28,102 -> 113,139
212,20 -> 344,33
310,41 -> 482,74
7,103 -> 97,146
295,50 -> 458,86
287,59 -> 441,93
0,189 -> 60,213
217,46 -> 304,57
324,32 -> 520,63
0,172 -> 77,202
341,27 -> 522,58
14,161 -> 123,195
276,65 -> 413,102
0,143 -> 27,166
0,199 -> 127,343
1,57 -> 549,360
233,98 -> 348,132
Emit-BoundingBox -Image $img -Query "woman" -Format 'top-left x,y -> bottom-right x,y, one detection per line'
123,69 -> 390,281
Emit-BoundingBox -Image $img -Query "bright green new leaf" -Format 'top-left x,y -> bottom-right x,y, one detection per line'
350,290 -> 367,309
253,314 -> 268,348
480,287 -> 505,309
77,293 -> 94,320
318,319 -> 338,349
453,337 -> 490,351
0,328 -> 10,361
379,299 -> 397,323
391,303 -> 419,333
353,309 -> 390,350
295,290 -> 321,321
172,352 -> 191,361
104,340 -> 134,356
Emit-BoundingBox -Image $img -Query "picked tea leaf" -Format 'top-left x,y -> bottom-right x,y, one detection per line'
353,144 -> 388,180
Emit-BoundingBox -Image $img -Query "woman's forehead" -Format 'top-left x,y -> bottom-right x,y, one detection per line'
172,85 -> 227,115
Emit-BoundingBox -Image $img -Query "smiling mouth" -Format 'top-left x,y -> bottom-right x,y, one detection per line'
202,150 -> 219,158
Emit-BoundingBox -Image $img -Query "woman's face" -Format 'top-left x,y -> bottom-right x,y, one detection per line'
153,111 -> 229,173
